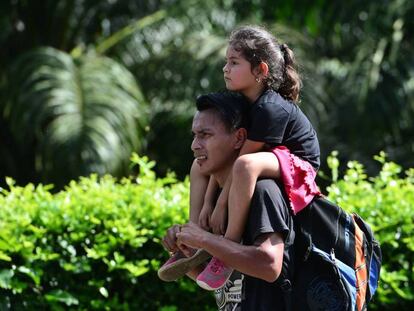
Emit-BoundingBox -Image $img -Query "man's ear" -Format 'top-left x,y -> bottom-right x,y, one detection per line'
234,128 -> 247,149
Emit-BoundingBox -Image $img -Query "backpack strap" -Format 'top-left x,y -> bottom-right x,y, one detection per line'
352,214 -> 368,311
276,276 -> 292,311
277,196 -> 322,310
294,200 -> 314,262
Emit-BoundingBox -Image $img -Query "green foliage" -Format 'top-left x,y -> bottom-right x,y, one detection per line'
5,47 -> 147,187
326,151 -> 414,310
304,1 -> 414,170
0,155 -> 215,310
0,152 -> 413,309
2,0 -> 414,185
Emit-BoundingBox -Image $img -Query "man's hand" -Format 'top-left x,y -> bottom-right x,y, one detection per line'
162,224 -> 197,257
176,222 -> 212,250
161,224 -> 181,253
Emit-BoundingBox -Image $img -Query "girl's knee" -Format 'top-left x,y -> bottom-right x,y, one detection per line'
233,154 -> 257,177
233,153 -> 280,179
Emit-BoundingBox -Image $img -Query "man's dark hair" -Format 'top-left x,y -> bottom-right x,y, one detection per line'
196,91 -> 249,132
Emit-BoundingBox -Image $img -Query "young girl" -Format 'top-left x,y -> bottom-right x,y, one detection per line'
192,25 -> 321,291
159,25 -> 320,290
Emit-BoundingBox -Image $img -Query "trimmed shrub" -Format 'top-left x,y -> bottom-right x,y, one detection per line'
0,154 -> 215,310
0,152 -> 413,310
326,151 -> 414,310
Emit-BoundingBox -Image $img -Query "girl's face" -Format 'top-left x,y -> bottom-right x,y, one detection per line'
223,46 -> 262,100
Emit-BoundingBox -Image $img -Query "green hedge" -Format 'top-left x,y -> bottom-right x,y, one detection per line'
325,151 -> 414,310
0,154 -> 215,310
0,153 -> 413,310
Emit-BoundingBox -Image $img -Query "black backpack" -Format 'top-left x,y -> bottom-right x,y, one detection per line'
279,195 -> 382,311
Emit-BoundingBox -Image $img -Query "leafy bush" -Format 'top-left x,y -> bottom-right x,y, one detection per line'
326,151 -> 414,310
0,152 -> 413,310
0,154 -> 215,310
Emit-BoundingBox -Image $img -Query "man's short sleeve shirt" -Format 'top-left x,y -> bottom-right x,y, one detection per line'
241,179 -> 295,311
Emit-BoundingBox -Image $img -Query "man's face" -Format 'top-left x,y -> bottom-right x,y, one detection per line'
191,109 -> 240,177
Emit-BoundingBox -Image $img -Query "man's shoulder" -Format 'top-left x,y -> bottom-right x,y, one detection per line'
249,178 -> 292,237
254,179 -> 284,196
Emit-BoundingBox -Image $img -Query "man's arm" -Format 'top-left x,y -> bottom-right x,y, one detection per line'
177,222 -> 284,283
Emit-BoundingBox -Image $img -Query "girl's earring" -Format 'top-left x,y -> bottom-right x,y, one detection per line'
255,77 -> 261,83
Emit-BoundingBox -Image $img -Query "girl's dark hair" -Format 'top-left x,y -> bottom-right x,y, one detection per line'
229,25 -> 301,103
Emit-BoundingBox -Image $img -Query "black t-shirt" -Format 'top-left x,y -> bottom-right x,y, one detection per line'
242,179 -> 295,311
247,89 -> 320,170
214,271 -> 243,311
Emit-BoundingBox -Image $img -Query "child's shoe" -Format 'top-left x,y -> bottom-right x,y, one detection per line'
158,251 -> 186,281
196,257 -> 233,290
158,249 -> 211,282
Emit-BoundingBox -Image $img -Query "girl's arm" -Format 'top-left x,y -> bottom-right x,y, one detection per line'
209,174 -> 231,234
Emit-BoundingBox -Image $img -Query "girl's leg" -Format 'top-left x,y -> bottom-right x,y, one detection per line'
196,152 -> 280,290
189,160 -> 210,223
225,152 -> 280,242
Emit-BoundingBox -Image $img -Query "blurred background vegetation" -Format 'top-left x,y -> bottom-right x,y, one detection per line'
1,0 -> 413,188
1,1 -> 414,310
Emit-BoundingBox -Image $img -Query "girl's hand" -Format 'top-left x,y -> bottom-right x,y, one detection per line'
198,203 -> 214,231
210,199 -> 228,235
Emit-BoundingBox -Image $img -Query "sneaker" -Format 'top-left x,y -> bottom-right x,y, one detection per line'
196,257 -> 233,291
158,249 -> 211,282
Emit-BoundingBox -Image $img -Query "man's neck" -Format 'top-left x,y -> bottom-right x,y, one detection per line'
212,165 -> 232,188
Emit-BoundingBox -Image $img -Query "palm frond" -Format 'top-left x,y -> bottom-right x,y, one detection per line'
7,47 -> 147,186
